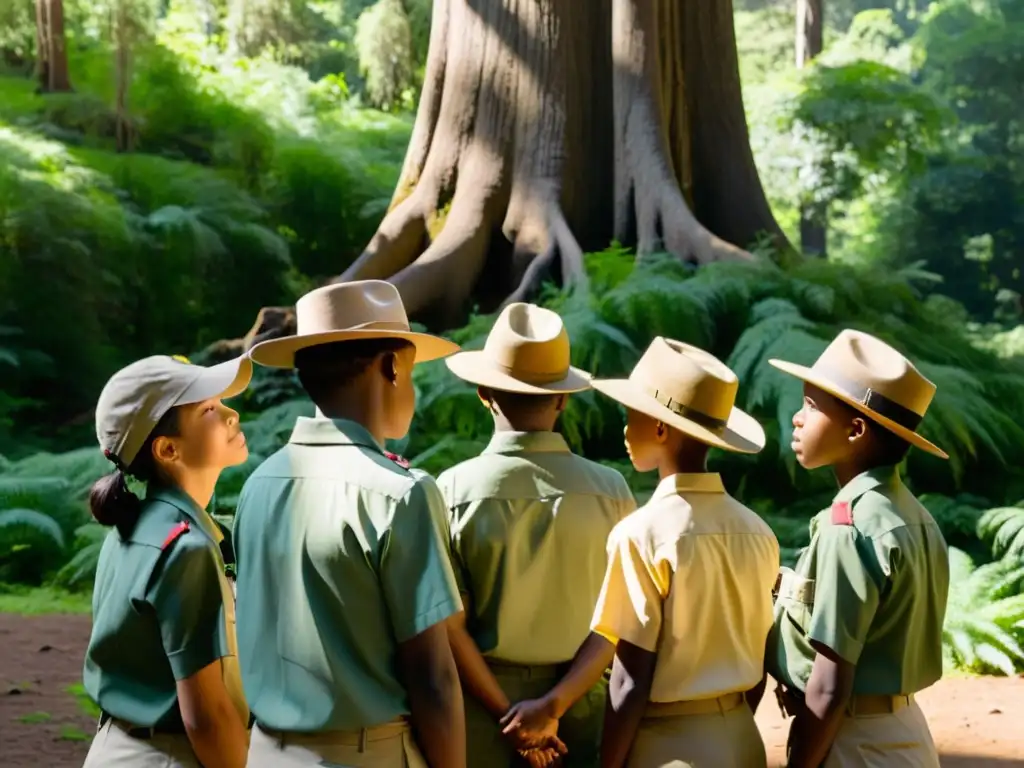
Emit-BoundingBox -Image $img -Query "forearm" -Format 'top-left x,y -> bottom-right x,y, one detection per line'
601,645 -> 654,768
785,650 -> 853,768
447,615 -> 510,719
184,702 -> 248,768
545,632 -> 616,719
407,660 -> 467,768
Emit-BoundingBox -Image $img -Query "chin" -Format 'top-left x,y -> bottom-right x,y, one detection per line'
227,444 -> 250,467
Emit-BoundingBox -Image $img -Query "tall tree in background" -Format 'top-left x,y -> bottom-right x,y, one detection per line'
34,0 -> 72,92
331,0 -> 789,326
796,0 -> 824,257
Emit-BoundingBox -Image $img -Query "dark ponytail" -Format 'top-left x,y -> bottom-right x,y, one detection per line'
90,406 -> 181,537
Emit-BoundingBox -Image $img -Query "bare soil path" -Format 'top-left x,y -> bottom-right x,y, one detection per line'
2,614 -> 1022,766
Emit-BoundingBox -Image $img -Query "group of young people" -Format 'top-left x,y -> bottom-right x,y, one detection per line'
80,278 -> 950,768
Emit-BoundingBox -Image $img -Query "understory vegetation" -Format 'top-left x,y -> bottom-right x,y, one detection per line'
2,0 -> 1024,677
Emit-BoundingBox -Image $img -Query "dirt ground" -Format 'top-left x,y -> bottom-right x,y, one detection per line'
1,614 -> 1022,767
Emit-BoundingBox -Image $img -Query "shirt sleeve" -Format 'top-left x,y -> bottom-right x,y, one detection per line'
436,472 -> 472,603
147,538 -> 229,680
589,523 -> 666,653
381,474 -> 464,643
807,524 -> 881,665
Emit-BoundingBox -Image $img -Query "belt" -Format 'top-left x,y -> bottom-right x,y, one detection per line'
99,710 -> 187,738
486,658 -> 566,680
775,687 -> 914,719
644,691 -> 745,718
257,718 -> 409,753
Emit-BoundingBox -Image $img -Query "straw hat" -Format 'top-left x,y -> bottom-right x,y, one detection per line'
445,303 -> 592,394
769,329 -> 947,459
248,280 -> 460,369
96,355 -> 253,468
591,337 -> 765,454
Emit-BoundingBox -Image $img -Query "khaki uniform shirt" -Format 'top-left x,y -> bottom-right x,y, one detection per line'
591,473 -> 780,702
83,485 -> 248,728
232,417 -> 463,731
438,431 -> 636,665
768,466 -> 950,695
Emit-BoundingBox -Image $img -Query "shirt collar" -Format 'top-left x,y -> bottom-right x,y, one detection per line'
481,431 -> 572,456
146,484 -> 224,544
833,465 -> 900,504
288,417 -> 384,453
649,472 -> 725,503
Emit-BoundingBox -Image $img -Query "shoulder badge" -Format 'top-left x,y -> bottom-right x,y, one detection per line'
161,520 -> 190,550
384,451 -> 411,469
831,500 -> 854,526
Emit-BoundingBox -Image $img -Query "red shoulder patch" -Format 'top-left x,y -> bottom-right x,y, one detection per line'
161,520 -> 190,550
384,451 -> 411,469
831,501 -> 854,526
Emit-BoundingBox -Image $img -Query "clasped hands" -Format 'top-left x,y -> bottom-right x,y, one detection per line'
499,696 -> 568,767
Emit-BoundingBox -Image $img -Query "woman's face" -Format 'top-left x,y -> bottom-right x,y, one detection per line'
623,408 -> 664,472
156,398 -> 249,475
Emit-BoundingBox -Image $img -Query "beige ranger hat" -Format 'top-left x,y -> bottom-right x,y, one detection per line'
248,280 -> 460,369
591,337 -> 765,454
445,303 -> 592,394
96,355 -> 253,469
769,328 -> 948,459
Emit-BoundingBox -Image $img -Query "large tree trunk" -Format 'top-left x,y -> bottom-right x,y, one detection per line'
34,0 -> 72,93
796,0 -> 825,257
336,0 -> 788,328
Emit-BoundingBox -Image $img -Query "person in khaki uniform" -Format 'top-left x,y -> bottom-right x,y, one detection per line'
81,354 -> 254,768
583,337 -> 780,767
234,280 -> 467,768
762,330 -> 949,768
436,303 -> 637,767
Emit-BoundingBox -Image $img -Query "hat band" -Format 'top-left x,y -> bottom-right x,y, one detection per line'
642,385 -> 729,431
298,319 -> 412,335
815,366 -> 924,431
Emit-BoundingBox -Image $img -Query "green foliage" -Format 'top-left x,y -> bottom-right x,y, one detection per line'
978,505 -> 1024,561
354,0 -> 416,111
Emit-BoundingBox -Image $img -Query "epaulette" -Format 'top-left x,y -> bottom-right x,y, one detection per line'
384,451 -> 411,469
831,500 -> 854,526
161,520 -> 191,550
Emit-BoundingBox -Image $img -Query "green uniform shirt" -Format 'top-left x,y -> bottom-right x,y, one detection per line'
232,417 -> 463,732
437,431 -> 636,665
83,485 -> 235,727
768,466 -> 950,695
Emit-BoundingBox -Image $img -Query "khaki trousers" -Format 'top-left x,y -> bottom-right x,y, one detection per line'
626,692 -> 767,768
820,697 -> 940,768
248,720 -> 428,768
82,719 -> 201,767
466,661 -> 607,768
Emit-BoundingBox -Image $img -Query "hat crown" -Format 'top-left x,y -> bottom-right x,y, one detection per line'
812,330 -> 934,417
482,303 -> 572,384
296,280 -> 411,336
629,338 -> 739,422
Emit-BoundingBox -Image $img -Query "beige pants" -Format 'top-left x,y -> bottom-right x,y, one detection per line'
248,720 -> 428,768
626,693 -> 767,768
82,719 -> 200,767
822,698 -> 939,768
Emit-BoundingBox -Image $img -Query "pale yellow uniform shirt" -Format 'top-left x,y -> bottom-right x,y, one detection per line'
438,431 -> 637,665
591,473 -> 780,702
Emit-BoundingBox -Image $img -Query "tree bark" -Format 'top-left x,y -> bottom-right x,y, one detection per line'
796,0 -> 825,257
332,0 -> 788,328
34,0 -> 72,93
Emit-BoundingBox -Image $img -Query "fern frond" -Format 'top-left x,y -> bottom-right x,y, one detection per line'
978,506 -> 1024,561
0,508 -> 65,549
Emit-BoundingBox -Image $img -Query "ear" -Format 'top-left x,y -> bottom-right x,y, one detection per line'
477,386 -> 495,412
381,352 -> 399,385
554,394 -> 568,413
151,435 -> 178,465
655,421 -> 669,444
849,417 -> 868,442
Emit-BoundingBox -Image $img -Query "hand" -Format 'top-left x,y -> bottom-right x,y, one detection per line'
518,746 -> 564,768
500,698 -> 567,756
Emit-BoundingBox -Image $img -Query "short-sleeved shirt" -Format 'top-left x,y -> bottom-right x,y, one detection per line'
768,466 -> 950,695
590,473 -> 780,702
437,431 -> 636,665
83,484 -> 246,728
232,417 -> 463,732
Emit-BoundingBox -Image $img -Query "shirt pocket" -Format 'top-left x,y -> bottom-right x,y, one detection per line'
774,566 -> 815,631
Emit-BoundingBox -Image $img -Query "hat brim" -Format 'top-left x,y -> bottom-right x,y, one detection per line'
591,378 -> 765,454
176,356 -> 253,405
248,330 -> 460,369
768,359 -> 949,460
445,351 -> 592,394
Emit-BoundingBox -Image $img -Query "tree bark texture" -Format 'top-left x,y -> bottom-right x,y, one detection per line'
335,0 -> 787,327
34,0 -> 72,93
796,0 -> 825,257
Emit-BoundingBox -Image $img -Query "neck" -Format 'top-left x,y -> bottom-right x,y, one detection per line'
491,414 -> 557,434
167,469 -> 220,511
316,394 -> 387,446
658,438 -> 709,479
833,457 -> 890,489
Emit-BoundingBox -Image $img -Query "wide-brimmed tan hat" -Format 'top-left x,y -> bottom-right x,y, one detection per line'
248,280 -> 460,369
96,355 -> 253,468
591,337 -> 765,454
445,303 -> 591,394
769,329 -> 947,459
